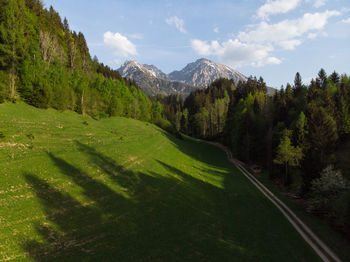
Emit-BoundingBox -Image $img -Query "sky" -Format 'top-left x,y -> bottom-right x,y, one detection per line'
43,0 -> 350,88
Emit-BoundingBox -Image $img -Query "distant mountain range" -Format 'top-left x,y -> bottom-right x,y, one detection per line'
117,58 -> 248,96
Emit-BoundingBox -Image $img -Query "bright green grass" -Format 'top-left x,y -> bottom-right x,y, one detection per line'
0,102 -> 321,261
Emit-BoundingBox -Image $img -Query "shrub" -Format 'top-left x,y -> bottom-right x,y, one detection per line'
307,166 -> 350,231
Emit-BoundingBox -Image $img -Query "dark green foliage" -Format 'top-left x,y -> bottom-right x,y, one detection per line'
166,69 -> 350,237
0,131 -> 5,139
307,105 -> 338,168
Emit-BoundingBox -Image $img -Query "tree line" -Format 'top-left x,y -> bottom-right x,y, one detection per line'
158,72 -> 350,237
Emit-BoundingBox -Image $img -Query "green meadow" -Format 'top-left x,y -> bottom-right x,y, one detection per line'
0,103 -> 320,261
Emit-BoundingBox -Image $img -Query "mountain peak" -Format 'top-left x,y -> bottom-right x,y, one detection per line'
117,58 -> 247,96
168,59 -> 247,87
118,60 -> 167,79
196,58 -> 211,63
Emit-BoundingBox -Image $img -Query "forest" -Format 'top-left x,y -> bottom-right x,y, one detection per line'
158,72 -> 350,238
0,0 -> 168,128
1,0 -> 350,241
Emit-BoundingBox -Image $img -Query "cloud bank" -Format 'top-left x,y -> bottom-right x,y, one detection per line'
191,0 -> 341,69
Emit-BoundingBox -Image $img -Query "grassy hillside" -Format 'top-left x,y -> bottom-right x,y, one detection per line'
0,103 -> 321,261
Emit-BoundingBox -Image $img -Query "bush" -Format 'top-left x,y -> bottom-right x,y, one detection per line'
0,132 -> 5,139
307,166 -> 350,233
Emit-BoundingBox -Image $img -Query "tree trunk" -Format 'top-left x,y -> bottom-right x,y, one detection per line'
81,89 -> 85,116
9,60 -> 16,99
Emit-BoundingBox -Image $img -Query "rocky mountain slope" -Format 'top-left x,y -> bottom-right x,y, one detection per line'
118,58 -> 248,96
169,58 -> 247,87
118,61 -> 196,96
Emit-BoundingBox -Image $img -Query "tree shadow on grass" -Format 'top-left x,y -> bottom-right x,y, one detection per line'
22,144 -> 249,261
161,132 -> 232,171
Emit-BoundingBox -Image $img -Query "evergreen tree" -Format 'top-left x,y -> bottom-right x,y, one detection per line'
293,72 -> 302,95
329,71 -> 340,84
317,68 -> 327,89
307,105 -> 338,168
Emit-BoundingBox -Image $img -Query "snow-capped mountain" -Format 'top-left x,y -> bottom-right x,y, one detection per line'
117,61 -> 195,96
169,58 -> 247,87
118,60 -> 168,80
117,58 -> 248,96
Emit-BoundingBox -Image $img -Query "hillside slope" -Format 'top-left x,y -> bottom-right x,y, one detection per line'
0,103 -> 320,261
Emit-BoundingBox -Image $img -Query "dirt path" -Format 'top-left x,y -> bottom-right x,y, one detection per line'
208,141 -> 342,262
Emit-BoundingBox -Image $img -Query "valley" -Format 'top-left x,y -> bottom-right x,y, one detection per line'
1,0 -> 349,261
0,103 -> 322,261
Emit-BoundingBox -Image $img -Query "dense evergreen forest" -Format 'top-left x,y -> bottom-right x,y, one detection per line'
157,73 -> 350,237
0,0 -> 169,128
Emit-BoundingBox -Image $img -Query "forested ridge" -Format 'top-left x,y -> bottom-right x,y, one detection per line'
0,0 -> 169,128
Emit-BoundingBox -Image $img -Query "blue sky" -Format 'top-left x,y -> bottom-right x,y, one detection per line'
44,0 -> 350,88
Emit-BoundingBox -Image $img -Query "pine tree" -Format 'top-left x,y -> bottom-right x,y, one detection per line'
307,105 -> 338,167
317,68 -> 327,89
294,72 -> 302,95
329,71 -> 340,84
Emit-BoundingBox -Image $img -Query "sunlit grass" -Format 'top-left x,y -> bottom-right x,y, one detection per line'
0,102 -> 320,261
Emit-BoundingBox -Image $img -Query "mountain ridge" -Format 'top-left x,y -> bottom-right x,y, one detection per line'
117,58 -> 248,96
168,58 -> 247,87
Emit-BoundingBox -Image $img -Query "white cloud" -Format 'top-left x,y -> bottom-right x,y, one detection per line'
214,27 -> 219,33
191,39 -> 217,56
313,0 -> 325,8
128,33 -> 144,40
257,0 -> 302,20
239,10 -> 340,49
191,39 -> 281,68
103,31 -> 137,57
279,40 -> 302,50
165,16 -> 187,33
190,9 -> 341,68
342,18 -> 350,23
